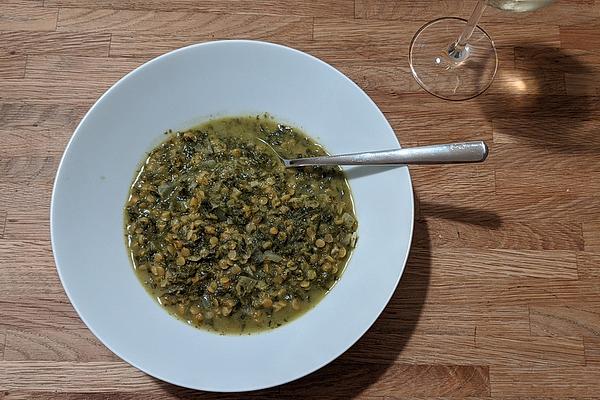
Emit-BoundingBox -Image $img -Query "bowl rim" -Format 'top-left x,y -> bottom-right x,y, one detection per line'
50,39 -> 415,391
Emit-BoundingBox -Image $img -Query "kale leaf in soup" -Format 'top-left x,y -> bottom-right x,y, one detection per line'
125,115 -> 357,334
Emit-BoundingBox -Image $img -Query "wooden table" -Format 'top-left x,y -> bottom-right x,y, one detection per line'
1,0 -> 600,398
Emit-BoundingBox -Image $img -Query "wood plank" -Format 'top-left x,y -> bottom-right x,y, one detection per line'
567,50 -> 600,95
424,248 -> 578,279
515,45 -> 600,73
372,300 -> 530,336
2,0 -> 44,5
0,330 -> 5,360
0,78 -> 107,103
396,271 -> 600,307
0,390 -> 281,400
474,306 -> 532,336
0,31 -> 110,56
493,117 -> 600,150
47,0 -> 354,17
314,18 -> 560,48
530,305 -> 600,337
490,366 -> 600,397
278,363 -> 490,398
57,8 -> 312,39
3,210 -> 52,241
490,146 -> 600,198
388,115 -> 493,147
0,361 -> 158,392
514,45 -> 600,96
495,169 -> 600,197
344,332 -> 584,366
25,54 -> 144,84
411,166 -> 495,197
355,0 -> 479,20
0,178 -> 53,214
0,103 -> 85,157
0,156 -> 58,183
0,296 -> 83,331
0,240 -> 59,297
414,217 -> 584,251
561,24 -> 600,51
585,337 -> 600,365
336,63 -> 422,98
110,34 -> 305,59
4,329 -> 117,361
0,54 -> 26,79
375,93 -> 600,121
355,0 -> 598,24
584,221 -> 600,251
476,335 -> 585,366
578,251 -> 600,279
566,71 -> 600,96
0,5 -> 58,31
488,64 -> 566,96
418,192 -> 600,222
0,210 -> 6,239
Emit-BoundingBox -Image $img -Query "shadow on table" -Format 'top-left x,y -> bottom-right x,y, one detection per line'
417,201 -> 503,230
481,44 -> 598,153
155,198 -> 500,399
154,190 -> 431,399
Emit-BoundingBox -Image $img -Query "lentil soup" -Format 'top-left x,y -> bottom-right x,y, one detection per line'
125,115 -> 357,334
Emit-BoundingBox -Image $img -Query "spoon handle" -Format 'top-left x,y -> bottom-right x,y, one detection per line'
285,141 -> 489,167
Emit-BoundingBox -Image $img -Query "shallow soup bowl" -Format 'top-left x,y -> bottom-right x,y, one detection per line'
51,40 -> 414,392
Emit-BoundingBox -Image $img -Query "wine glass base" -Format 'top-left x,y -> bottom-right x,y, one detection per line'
409,17 -> 498,101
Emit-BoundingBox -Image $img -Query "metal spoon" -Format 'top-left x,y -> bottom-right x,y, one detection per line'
258,139 -> 489,167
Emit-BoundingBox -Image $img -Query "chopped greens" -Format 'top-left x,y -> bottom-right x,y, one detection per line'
125,115 -> 357,334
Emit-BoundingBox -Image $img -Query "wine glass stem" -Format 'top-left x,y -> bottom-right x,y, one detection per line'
448,0 -> 488,61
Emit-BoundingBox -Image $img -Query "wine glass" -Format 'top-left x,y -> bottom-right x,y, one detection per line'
409,0 -> 554,101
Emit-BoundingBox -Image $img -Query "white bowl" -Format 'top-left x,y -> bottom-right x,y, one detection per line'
51,40 -> 414,392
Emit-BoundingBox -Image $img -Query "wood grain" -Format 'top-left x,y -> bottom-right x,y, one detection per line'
355,0 -> 600,24
396,275 -> 600,308
45,0 -> 355,17
0,103 -> 85,157
584,221 -> 600,251
0,5 -> 58,31
414,217 -> 584,250
0,240 -> 59,297
585,337 -> 600,365
3,210 -> 52,241
0,31 -> 110,56
0,54 -> 26,79
418,192 -> 600,221
343,332 -> 585,366
0,331 -> 5,360
110,34 -> 306,59
0,361 -> 159,392
0,296 -> 83,331
371,302 -> 530,336
278,363 -> 491,398
4,328 -> 118,362
424,248 -> 578,279
57,8 -> 313,38
0,210 -> 7,239
0,391 -> 282,400
2,0 -> 600,398
577,251 -> 600,278
530,305 -> 600,336
490,366 -> 600,397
